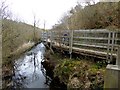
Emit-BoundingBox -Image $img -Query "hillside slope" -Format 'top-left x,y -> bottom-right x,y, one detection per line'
2,19 -> 41,63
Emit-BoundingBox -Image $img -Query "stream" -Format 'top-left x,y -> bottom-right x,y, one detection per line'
12,43 -> 51,89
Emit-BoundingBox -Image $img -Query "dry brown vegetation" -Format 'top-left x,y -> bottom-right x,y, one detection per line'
2,19 -> 41,64
53,2 -> 120,30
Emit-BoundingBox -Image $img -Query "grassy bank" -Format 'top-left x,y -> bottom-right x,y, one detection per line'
2,19 -> 41,64
54,59 -> 105,89
44,48 -> 106,89
3,42 -> 35,65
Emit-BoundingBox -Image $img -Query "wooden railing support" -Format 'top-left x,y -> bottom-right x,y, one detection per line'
69,30 -> 73,59
116,46 -> 120,68
107,32 -> 111,63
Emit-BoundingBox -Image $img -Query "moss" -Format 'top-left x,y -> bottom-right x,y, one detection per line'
53,58 -> 105,89
44,48 -> 106,89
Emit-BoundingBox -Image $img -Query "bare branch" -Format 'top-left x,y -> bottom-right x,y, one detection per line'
0,0 -> 12,19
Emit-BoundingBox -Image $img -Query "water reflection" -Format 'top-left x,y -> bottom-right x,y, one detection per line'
13,43 -> 49,88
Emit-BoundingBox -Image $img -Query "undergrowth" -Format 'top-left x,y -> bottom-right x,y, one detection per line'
54,59 -> 105,89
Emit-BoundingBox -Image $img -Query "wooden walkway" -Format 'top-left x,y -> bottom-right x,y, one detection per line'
41,29 -> 120,62
51,42 -> 117,60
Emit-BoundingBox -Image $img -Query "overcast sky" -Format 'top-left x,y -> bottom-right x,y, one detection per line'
6,0 -> 119,29
6,0 -> 81,29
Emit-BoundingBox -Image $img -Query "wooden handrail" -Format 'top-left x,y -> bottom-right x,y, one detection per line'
41,29 -> 120,61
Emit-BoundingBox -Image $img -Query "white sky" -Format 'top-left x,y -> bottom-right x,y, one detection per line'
7,0 -> 79,29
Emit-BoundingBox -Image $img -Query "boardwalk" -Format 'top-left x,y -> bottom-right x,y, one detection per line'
51,41 -> 117,60
41,29 -> 120,62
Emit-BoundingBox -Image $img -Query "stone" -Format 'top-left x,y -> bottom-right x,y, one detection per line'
67,77 -> 81,88
104,46 -> 120,89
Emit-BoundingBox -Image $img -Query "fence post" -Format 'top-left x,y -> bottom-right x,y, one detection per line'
45,30 -> 48,44
116,46 -> 120,68
50,30 -> 52,49
69,30 -> 73,59
0,18 -> 2,89
60,30 -> 62,47
110,32 -> 115,62
107,32 -> 111,63
41,31 -> 43,41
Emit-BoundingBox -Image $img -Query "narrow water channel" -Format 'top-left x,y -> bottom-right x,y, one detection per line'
13,43 -> 50,88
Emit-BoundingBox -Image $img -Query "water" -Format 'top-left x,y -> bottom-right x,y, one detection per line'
13,43 -> 50,88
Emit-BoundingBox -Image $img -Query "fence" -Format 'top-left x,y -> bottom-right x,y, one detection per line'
41,29 -> 120,63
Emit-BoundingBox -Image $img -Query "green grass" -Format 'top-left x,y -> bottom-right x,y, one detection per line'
54,58 -> 105,89
48,50 -> 106,89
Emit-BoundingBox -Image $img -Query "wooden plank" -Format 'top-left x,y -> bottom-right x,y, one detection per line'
74,29 -> 110,33
74,29 -> 120,33
73,41 -> 119,48
73,43 -> 107,48
73,37 -> 109,40
52,29 -> 120,33
73,41 -> 107,46
52,44 -> 117,59
72,46 -> 116,57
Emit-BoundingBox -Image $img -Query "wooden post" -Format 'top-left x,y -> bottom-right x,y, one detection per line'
110,32 -> 115,62
49,30 -> 54,54
116,46 -> 120,68
50,30 -> 52,49
69,30 -> 73,59
0,18 -> 2,89
107,32 -> 111,63
118,46 -> 120,89
45,30 -> 48,44
115,33 -> 118,45
41,31 -> 43,41
60,30 -> 62,47
58,31 -> 60,46
42,31 -> 45,41
53,31 -> 55,45
54,31 -> 57,45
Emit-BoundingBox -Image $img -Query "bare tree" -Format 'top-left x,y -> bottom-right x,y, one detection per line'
33,14 -> 40,42
0,0 -> 12,19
